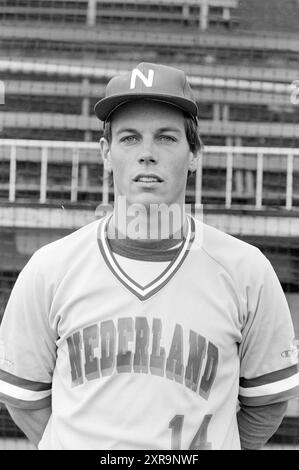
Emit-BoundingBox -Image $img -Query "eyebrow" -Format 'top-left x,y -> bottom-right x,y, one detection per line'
115,127 -> 182,135
156,127 -> 182,134
115,128 -> 139,135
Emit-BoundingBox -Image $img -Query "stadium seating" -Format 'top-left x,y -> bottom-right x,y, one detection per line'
0,0 -> 299,447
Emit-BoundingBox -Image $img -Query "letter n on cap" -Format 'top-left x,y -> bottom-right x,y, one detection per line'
130,69 -> 154,89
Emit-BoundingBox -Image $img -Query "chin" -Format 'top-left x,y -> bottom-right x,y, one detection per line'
131,194 -> 169,208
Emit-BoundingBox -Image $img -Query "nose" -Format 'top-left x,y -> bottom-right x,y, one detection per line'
138,143 -> 157,165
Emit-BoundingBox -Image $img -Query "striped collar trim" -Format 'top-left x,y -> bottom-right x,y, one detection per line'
97,215 -> 195,301
107,238 -> 183,262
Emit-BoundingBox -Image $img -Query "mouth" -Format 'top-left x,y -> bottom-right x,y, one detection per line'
133,174 -> 164,183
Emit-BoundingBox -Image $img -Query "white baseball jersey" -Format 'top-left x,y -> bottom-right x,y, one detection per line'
0,215 -> 298,450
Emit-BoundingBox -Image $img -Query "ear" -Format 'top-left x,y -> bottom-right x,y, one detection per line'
188,150 -> 201,173
99,137 -> 112,173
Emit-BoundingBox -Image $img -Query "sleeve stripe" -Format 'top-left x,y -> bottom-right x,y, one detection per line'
239,364 -> 299,388
0,393 -> 51,410
239,371 -> 299,398
0,378 -> 52,402
239,385 -> 299,406
0,369 -> 51,391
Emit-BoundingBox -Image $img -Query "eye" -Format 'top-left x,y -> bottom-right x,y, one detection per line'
158,135 -> 177,143
120,135 -> 138,144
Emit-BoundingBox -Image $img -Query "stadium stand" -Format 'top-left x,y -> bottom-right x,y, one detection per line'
0,0 -> 299,449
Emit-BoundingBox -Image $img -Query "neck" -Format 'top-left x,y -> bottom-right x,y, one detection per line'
108,198 -> 187,242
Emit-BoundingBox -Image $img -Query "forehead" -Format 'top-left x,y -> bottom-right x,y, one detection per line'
110,100 -> 185,131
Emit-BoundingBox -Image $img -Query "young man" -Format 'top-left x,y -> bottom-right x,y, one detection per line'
0,63 -> 298,450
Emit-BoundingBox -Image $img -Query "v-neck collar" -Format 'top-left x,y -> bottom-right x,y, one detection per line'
97,214 -> 195,301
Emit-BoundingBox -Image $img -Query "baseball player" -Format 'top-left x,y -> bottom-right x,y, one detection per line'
0,63 -> 298,450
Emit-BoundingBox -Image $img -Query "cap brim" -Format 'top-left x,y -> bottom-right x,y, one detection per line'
94,93 -> 198,121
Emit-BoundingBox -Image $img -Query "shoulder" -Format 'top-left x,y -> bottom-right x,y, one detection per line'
25,218 -> 101,278
36,218 -> 99,254
192,217 -> 271,280
192,218 -> 282,325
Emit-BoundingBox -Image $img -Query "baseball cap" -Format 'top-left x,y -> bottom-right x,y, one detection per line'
94,62 -> 199,122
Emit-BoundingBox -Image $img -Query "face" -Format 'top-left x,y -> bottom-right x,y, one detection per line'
100,100 -> 199,209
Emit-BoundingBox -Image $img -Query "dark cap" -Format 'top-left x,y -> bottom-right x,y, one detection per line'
94,62 -> 199,122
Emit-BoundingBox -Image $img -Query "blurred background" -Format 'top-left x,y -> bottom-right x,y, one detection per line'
0,0 -> 299,450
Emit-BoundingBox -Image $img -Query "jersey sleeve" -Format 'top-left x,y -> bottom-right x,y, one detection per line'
239,254 -> 299,407
0,251 -> 57,409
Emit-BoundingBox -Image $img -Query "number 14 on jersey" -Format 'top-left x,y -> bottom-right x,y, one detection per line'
169,414 -> 212,450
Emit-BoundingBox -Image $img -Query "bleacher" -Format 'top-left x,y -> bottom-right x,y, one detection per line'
0,0 -> 299,448
1,0 -> 299,150
0,0 -> 239,29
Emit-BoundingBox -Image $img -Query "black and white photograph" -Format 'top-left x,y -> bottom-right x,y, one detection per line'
0,0 -> 298,452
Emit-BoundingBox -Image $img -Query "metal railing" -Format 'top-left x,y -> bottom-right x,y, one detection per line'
0,0 -> 239,29
0,139 -> 299,210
